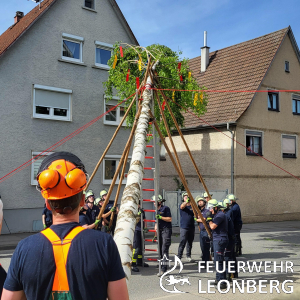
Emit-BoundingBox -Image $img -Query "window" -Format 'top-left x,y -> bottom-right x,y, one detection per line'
84,0 -> 94,9
95,41 -> 113,70
31,152 -> 54,185
268,92 -> 279,111
103,155 -> 131,184
62,33 -> 84,63
292,94 -> 300,115
104,97 -> 126,126
33,85 -> 72,121
246,130 -> 263,156
285,61 -> 290,72
282,135 -> 296,158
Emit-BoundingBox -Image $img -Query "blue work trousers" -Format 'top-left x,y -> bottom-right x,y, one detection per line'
178,227 -> 195,258
213,238 -> 228,282
199,230 -> 210,264
225,239 -> 237,278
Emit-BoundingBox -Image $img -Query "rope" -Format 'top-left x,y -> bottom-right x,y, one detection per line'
0,93 -> 135,184
163,94 -> 300,181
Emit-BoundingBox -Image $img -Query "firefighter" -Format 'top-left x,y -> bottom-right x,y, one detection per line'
228,194 -> 243,256
79,204 -> 100,229
131,203 -> 149,272
194,196 -> 210,265
153,195 -> 172,277
178,192 -> 195,263
85,190 -> 97,223
223,198 -> 238,279
206,199 -> 228,289
2,152 -> 128,300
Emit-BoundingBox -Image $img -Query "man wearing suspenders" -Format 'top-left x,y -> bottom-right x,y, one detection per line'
2,152 -> 128,300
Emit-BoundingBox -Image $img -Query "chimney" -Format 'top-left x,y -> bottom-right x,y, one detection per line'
14,11 -> 24,24
201,31 -> 210,72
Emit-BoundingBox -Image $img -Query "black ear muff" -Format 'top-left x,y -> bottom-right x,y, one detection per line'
65,168 -> 87,189
38,169 -> 60,190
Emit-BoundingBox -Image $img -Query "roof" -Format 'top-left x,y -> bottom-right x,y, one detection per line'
0,0 -> 138,58
184,27 -> 291,129
0,0 -> 57,58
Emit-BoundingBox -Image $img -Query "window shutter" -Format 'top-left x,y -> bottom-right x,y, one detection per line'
35,89 -> 69,109
282,136 -> 296,154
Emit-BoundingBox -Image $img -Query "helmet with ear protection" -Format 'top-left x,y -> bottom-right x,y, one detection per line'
37,152 -> 87,200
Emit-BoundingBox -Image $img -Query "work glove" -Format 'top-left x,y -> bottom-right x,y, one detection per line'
110,207 -> 116,212
186,197 -> 190,203
206,211 -> 213,222
43,224 -> 47,229
143,227 -> 149,233
94,219 -> 100,226
156,214 -> 162,220
152,236 -> 157,242
194,217 -> 198,222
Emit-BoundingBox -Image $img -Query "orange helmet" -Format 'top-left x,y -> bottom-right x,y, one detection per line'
37,152 -> 87,200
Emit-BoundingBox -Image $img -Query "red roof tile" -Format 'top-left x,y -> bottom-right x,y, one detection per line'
184,28 -> 289,128
0,0 -> 57,57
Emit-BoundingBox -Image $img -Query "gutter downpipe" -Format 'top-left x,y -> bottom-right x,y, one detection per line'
227,123 -> 234,193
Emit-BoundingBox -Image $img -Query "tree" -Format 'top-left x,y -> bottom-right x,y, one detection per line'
103,43 -> 207,280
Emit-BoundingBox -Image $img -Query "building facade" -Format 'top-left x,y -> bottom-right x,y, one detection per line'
160,27 -> 300,223
0,0 -> 138,233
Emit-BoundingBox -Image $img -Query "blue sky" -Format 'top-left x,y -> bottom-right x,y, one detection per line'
1,0 -> 299,59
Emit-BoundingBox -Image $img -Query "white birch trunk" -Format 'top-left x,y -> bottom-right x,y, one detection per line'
114,71 -> 154,282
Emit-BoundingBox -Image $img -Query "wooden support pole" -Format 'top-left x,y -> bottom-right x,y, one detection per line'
157,84 -> 212,200
153,90 -> 198,216
85,95 -> 136,191
96,104 -> 143,228
149,110 -> 212,239
108,145 -> 131,230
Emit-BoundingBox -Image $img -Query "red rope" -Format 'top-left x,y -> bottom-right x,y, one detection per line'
163,94 -> 300,181
153,88 -> 300,93
0,93 -> 135,184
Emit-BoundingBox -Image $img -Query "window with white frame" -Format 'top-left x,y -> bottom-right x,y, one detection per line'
33,85 -> 72,121
282,135 -> 296,158
246,130 -> 263,156
103,155 -> 130,184
62,33 -> 84,63
95,41 -> 113,69
104,97 -> 126,126
84,0 -> 94,9
31,151 -> 54,185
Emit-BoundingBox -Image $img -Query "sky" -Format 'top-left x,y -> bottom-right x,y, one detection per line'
0,0 -> 300,59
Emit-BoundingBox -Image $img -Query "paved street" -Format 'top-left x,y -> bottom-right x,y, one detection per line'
1,221 -> 300,299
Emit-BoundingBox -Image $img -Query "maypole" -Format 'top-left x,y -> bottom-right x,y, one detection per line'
103,43 -> 208,281
114,60 -> 158,280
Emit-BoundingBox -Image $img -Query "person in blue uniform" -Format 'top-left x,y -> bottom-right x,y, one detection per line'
154,195 -> 172,277
206,199 -> 228,290
85,190 -> 99,224
79,204 -> 100,229
223,199 -> 238,280
2,151 -> 128,300
132,203 -> 149,272
178,192 -> 195,263
194,196 -> 210,265
227,194 -> 243,256
42,204 -> 53,229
